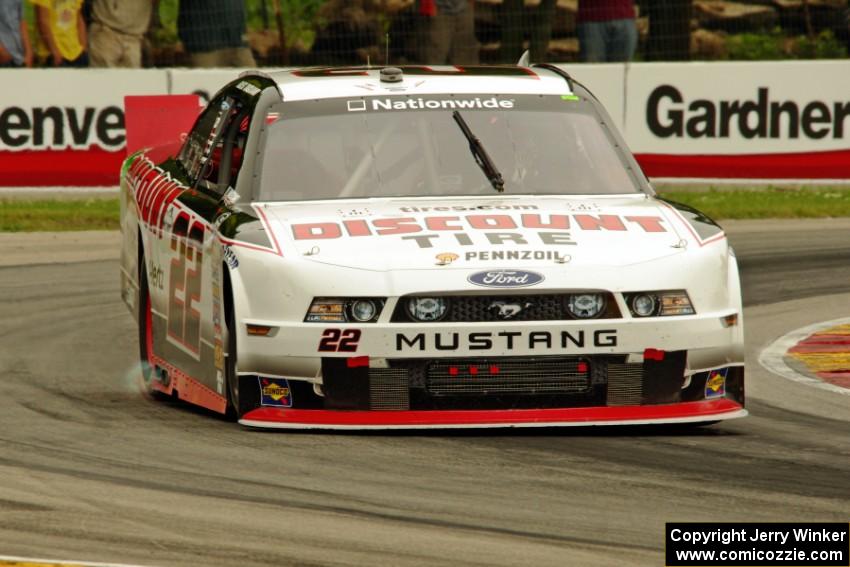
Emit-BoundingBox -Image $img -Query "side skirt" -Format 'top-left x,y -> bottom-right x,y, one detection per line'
149,354 -> 228,415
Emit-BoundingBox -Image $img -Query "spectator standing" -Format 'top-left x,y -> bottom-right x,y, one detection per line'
0,0 -> 33,67
418,0 -> 478,64
31,0 -> 87,66
499,0 -> 557,63
89,0 -> 154,68
178,0 -> 255,67
576,0 -> 637,62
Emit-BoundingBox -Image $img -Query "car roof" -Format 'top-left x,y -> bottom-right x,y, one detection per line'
263,65 -> 574,102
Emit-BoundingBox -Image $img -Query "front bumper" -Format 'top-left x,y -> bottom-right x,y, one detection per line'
239,312 -> 744,379
235,354 -> 745,429
239,398 -> 747,430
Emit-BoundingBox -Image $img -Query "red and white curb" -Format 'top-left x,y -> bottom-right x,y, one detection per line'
758,317 -> 850,396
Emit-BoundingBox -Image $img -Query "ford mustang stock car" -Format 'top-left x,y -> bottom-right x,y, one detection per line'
119,64 -> 746,429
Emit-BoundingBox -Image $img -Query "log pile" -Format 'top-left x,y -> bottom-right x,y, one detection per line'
694,1 -> 779,32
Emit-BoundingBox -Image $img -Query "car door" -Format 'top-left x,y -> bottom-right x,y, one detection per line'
150,89 -> 249,400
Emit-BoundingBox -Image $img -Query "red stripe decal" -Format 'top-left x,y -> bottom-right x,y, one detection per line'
253,205 -> 283,256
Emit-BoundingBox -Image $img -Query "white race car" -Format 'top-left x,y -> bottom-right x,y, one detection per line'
119,64 -> 746,429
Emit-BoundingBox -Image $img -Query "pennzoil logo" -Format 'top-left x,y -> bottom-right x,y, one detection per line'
259,377 -> 293,407
704,369 -> 727,399
436,252 -> 458,265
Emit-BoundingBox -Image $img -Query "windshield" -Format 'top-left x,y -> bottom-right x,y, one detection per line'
257,94 -> 641,201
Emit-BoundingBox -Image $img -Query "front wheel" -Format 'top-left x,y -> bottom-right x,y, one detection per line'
223,280 -> 241,420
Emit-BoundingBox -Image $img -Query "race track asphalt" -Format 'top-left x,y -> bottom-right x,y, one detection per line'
0,220 -> 849,567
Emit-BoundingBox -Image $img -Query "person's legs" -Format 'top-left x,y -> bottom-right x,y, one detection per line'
228,46 -> 256,67
577,21 -> 607,62
120,34 -> 143,68
498,0 -> 524,62
529,0 -> 556,62
91,26 -> 142,68
449,6 -> 479,64
419,12 -> 452,64
60,52 -> 89,67
189,50 -> 226,68
605,18 -> 638,62
89,22 -> 121,67
191,47 -> 255,68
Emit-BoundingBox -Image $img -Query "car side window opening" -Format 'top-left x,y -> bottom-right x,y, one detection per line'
179,95 -> 224,182
179,93 -> 251,196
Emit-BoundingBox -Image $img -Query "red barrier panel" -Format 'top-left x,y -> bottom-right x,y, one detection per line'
124,94 -> 201,157
636,149 -> 850,179
0,147 -> 124,187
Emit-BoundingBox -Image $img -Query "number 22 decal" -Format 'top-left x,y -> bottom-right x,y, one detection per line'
167,213 -> 205,355
318,329 -> 362,352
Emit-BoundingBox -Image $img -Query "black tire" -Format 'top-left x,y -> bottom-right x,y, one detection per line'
138,265 -> 167,400
223,271 -> 240,420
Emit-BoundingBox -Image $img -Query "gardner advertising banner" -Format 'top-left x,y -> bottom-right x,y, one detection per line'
628,61 -> 850,179
0,62 -> 848,186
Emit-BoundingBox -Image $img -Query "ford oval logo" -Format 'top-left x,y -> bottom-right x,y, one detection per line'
468,269 -> 544,288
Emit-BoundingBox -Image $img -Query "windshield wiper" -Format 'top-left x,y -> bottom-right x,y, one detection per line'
452,111 -> 504,193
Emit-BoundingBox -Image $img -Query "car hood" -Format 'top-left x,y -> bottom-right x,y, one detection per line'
258,196 -> 714,272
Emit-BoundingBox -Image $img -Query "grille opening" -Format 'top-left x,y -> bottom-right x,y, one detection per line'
391,293 -> 621,323
427,358 -> 591,396
369,368 -> 410,410
357,355 -> 653,411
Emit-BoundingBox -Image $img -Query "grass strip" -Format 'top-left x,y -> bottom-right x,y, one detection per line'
2,187 -> 850,232
656,186 -> 850,220
0,198 -> 120,232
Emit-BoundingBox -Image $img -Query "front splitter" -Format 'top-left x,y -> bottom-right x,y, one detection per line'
239,398 -> 747,430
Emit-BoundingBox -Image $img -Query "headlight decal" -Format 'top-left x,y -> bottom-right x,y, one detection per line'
624,290 -> 695,317
407,297 -> 449,322
305,297 -> 386,323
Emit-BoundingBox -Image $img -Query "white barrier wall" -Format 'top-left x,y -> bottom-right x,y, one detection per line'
0,61 -> 848,186
0,69 -> 169,185
619,61 -> 850,179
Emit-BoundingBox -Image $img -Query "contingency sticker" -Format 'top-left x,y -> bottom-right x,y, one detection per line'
704,368 -> 728,399
259,377 -> 293,407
